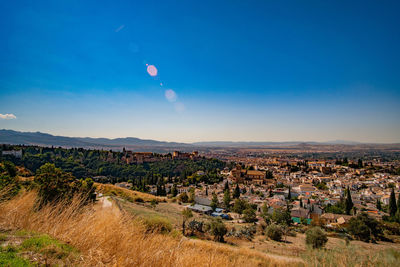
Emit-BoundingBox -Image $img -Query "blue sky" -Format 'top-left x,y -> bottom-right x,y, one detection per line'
0,0 -> 399,143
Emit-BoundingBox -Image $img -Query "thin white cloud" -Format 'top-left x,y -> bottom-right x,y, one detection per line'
115,24 -> 125,32
0,113 -> 16,120
165,89 -> 177,102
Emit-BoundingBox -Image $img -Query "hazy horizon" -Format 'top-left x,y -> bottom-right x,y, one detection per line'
2,129 -> 399,145
1,1 -> 399,143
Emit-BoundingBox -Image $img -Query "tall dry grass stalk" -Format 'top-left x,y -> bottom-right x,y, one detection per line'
0,191 -> 298,267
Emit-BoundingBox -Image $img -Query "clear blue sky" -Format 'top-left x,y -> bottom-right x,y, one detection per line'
1,0 -> 399,143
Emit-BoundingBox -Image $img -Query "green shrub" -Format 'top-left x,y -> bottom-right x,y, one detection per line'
348,213 -> 382,242
0,161 -> 20,199
265,224 -> 284,241
0,247 -> 31,267
207,218 -> 227,242
305,227 -> 328,249
243,208 -> 257,223
134,197 -> 144,203
143,216 -> 172,234
34,163 -> 95,205
177,192 -> 189,203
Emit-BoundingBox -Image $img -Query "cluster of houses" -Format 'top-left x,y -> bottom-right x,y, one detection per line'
166,158 -> 400,228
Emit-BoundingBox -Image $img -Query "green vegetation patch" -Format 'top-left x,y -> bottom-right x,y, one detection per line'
143,215 -> 173,234
21,234 -> 77,259
0,246 -> 32,267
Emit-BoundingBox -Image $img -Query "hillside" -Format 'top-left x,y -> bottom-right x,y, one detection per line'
0,129 -> 191,150
2,188 -> 399,266
0,191 -> 292,267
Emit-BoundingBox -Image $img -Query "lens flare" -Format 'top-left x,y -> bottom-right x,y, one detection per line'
174,102 -> 185,113
165,89 -> 177,102
147,65 -> 158,76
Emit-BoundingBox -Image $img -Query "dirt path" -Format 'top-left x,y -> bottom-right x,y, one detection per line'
100,196 -> 112,208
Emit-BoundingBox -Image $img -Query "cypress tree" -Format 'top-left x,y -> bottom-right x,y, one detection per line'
211,192 -> 218,211
345,187 -> 353,215
224,181 -> 229,191
376,199 -> 382,211
287,186 -> 292,200
223,189 -> 231,209
389,188 -> 397,217
397,192 -> 400,213
233,184 -> 240,199
171,184 -> 177,197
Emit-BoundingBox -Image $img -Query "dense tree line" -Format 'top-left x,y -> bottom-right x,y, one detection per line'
0,145 -> 225,191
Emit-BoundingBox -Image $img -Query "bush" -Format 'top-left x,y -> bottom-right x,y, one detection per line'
243,208 -> 257,223
266,224 -> 284,241
232,199 -> 249,214
177,192 -> 189,203
187,220 -> 204,235
271,208 -> 292,226
34,163 -> 95,205
143,216 -> 172,234
348,213 -> 382,242
134,197 -> 144,203
0,161 -> 20,199
207,218 -> 227,242
305,227 -> 328,249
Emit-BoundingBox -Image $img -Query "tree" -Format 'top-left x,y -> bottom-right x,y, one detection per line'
266,224 -> 283,241
187,220 -> 203,236
261,202 -> 270,224
348,213 -> 382,242
398,193 -> 400,214
232,198 -> 248,215
188,187 -> 195,203
178,192 -> 189,203
305,227 -> 328,249
3,161 -> 17,178
233,184 -> 240,199
357,159 -> 363,168
224,181 -> 229,191
243,208 -> 257,223
223,189 -> 231,209
345,187 -> 354,215
376,199 -> 382,211
171,184 -> 178,197
300,198 -> 303,208
182,208 -> 193,235
35,163 -> 84,205
208,218 -> 227,242
287,186 -> 291,200
0,161 -> 20,199
242,187 -> 247,194
389,188 -> 397,217
271,208 -> 292,226
211,192 -> 218,211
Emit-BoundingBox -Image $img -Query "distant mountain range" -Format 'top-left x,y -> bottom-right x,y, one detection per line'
191,140 -> 362,146
0,129 -> 371,150
0,130 -> 190,149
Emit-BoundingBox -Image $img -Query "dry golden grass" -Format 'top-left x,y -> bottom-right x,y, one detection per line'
95,183 -> 167,203
0,191 -> 298,267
